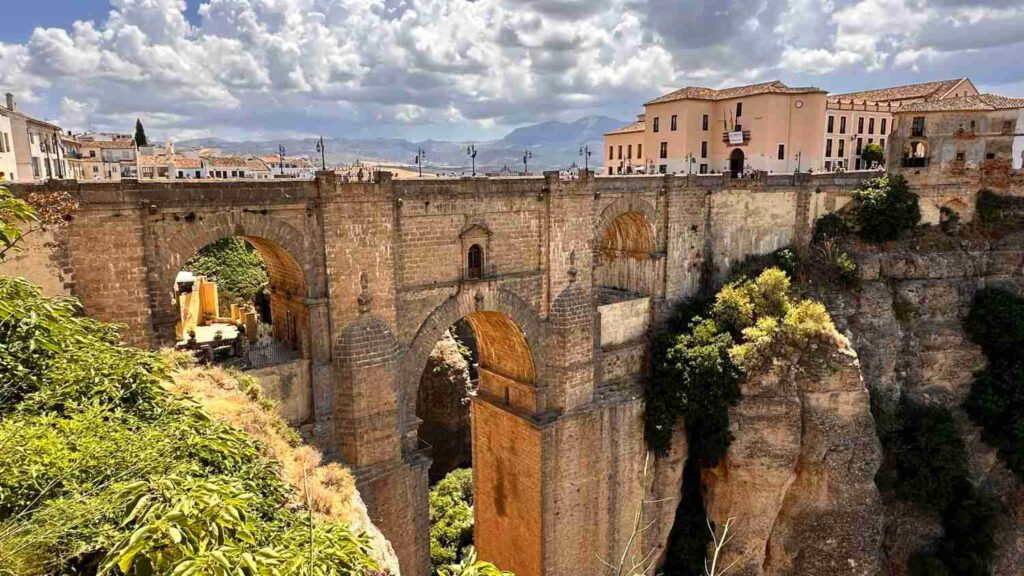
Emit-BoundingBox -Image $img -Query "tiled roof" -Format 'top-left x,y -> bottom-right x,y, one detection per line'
138,155 -> 170,167
897,94 -> 1024,113
645,80 -> 824,105
604,121 -> 646,136
204,155 -> 251,168
92,139 -> 137,150
172,156 -> 202,169
245,158 -> 270,171
829,78 -> 968,103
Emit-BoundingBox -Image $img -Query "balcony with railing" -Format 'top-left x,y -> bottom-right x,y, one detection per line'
722,130 -> 751,145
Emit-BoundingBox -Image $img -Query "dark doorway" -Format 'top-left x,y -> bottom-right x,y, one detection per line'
729,148 -> 745,177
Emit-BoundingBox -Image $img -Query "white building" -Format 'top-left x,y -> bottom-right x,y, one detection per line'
1,93 -> 70,181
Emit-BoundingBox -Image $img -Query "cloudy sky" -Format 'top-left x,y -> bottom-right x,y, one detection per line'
1,0 -> 1022,142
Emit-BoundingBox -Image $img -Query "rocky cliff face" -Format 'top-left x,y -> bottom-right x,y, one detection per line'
702,344 -> 883,576
416,331 -> 474,483
821,229 -> 1024,575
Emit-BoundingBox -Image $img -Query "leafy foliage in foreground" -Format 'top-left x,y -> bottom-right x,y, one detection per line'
0,277 -> 381,575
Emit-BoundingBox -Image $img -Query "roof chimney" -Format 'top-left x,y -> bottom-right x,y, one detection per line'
5,93 -> 14,112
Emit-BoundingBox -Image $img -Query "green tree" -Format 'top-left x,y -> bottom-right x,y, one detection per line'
860,142 -> 884,167
134,118 -> 149,147
429,468 -> 475,571
851,174 -> 921,242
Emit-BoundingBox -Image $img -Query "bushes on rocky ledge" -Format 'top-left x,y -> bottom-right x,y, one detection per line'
646,267 -> 842,575
0,277 -> 382,575
850,174 -> 921,243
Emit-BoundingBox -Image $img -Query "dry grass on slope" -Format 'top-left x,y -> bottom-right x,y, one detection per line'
159,350 -> 365,530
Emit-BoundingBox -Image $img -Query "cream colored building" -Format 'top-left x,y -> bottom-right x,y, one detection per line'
824,78 -> 978,171
605,80 -> 827,176
0,114 -> 16,181
1,92 -> 70,181
75,136 -> 139,181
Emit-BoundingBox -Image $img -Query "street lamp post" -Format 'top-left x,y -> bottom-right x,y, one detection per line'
416,148 -> 426,177
523,149 -> 532,174
467,144 -> 477,176
278,145 -> 286,177
796,151 -> 802,174
316,137 -> 326,170
579,145 -> 591,172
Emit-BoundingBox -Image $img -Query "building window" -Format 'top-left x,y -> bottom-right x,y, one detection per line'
618,146 -> 622,160
627,144 -> 632,159
838,139 -> 845,158
699,163 -> 708,174
840,117 -> 847,134
825,160 -> 832,171
1003,121 -> 1015,134
776,144 -> 785,161
660,142 -> 668,159
986,153 -> 996,160
702,114 -> 709,131
856,138 -> 863,155
609,146 -> 613,160
869,118 -> 875,134
637,144 -> 642,158
881,118 -> 887,135
671,115 -> 678,131
653,117 -> 660,133
956,151 -> 966,161
736,102 -> 743,118
467,244 -> 483,279
658,164 -> 667,174
857,117 -> 864,133
868,138 -> 873,145
826,139 -> 833,157
701,141 -> 708,159
911,117 -> 925,137
827,116 -> 835,133
880,138 -> 885,150
608,167 -> 613,175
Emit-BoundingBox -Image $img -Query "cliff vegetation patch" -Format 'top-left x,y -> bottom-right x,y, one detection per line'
647,267 -> 842,574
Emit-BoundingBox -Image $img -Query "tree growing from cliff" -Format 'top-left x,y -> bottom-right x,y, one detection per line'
647,268 -> 841,575
851,174 -> 920,242
430,468 -> 475,570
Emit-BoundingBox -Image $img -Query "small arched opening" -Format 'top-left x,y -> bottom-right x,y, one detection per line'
467,244 -> 483,279
729,148 -> 746,177
173,235 -> 309,370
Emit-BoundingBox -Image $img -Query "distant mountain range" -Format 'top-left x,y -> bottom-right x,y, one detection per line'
176,116 -> 625,172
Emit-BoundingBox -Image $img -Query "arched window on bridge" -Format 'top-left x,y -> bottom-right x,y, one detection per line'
467,244 -> 483,279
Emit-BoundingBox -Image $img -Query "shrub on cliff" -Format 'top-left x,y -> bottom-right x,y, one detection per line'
851,174 -> 921,243
0,277 -> 382,575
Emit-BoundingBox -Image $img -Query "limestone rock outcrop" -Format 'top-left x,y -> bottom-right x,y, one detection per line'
702,344 -> 883,576
822,230 -> 1024,574
416,331 -> 474,483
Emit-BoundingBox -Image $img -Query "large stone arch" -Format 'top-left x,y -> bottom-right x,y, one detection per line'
399,286 -> 546,426
149,211 -> 318,345
595,196 -> 659,246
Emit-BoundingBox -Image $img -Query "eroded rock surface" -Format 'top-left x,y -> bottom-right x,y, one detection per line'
703,345 -> 883,576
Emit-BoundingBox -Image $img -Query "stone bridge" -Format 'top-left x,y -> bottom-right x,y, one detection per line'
6,170 -> 871,576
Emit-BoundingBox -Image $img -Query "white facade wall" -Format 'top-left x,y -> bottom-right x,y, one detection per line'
0,116 -> 17,181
